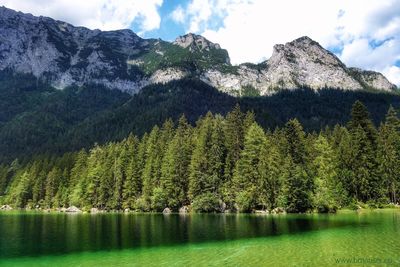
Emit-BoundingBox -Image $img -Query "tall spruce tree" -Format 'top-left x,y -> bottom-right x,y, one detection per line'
377,106 -> 400,204
161,115 -> 192,209
312,135 -> 344,212
283,119 -> 313,212
233,122 -> 265,211
122,135 -> 141,209
348,101 -> 379,202
258,138 -> 284,210
222,105 -> 245,208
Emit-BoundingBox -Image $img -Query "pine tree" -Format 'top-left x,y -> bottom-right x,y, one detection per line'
189,113 -> 226,211
223,104 -> 245,208
122,135 -> 141,209
284,157 -> 313,213
142,126 -> 161,204
258,139 -> 284,210
161,115 -> 192,209
11,171 -> 32,208
351,126 -> 378,201
0,164 -> 8,196
312,135 -> 344,212
45,167 -> 62,208
348,100 -> 377,146
233,122 -> 265,211
69,149 -> 88,207
377,106 -> 400,204
84,144 -> 104,208
207,115 -> 226,193
284,119 -> 308,165
189,113 -> 214,200
283,119 -> 313,212
347,102 -> 379,202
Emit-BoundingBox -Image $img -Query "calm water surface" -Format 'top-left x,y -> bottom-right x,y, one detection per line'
0,210 -> 399,266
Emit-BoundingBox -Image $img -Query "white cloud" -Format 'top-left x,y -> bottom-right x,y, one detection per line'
383,66 -> 400,88
171,5 -> 185,24
187,0 -> 213,32
0,0 -> 163,32
180,0 -> 400,85
341,38 -> 400,70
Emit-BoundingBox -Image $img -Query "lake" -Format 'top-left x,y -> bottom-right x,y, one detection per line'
0,210 -> 399,266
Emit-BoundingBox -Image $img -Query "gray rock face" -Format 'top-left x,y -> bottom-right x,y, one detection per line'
349,68 -> 397,92
173,33 -> 221,51
201,37 -> 396,95
0,6 -> 148,94
0,6 -> 396,95
263,36 -> 362,91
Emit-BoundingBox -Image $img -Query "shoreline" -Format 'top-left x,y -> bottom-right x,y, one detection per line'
0,207 -> 399,215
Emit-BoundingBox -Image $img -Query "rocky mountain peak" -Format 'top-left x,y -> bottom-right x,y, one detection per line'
0,6 -> 397,95
173,33 -> 221,51
271,36 -> 345,68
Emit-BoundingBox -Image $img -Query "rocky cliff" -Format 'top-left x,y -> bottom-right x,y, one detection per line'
0,6 -> 396,95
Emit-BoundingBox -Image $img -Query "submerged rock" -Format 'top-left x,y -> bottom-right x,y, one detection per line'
163,207 -> 172,214
271,207 -> 286,214
179,206 -> 189,214
66,206 -> 82,213
255,210 -> 269,214
219,201 -> 227,213
90,208 -> 99,214
0,204 -> 12,210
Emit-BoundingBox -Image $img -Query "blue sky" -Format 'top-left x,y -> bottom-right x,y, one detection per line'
138,0 -> 196,41
0,0 -> 399,85
131,0 -> 185,41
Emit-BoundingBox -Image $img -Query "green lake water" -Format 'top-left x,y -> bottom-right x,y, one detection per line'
0,210 -> 399,266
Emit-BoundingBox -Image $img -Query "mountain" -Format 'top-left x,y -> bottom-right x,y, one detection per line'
0,6 -> 396,95
0,6 -> 400,164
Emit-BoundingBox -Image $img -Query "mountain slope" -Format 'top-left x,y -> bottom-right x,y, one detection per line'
1,73 -> 399,163
0,6 -> 396,95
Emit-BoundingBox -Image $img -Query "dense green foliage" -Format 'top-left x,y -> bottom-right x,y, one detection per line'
1,102 -> 399,213
135,39 -> 233,75
2,73 -> 400,164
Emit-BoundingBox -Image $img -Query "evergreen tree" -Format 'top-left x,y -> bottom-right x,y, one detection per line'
283,119 -> 313,212
347,102 -> 379,202
377,106 -> 400,204
284,157 -> 313,213
222,104 -> 245,208
233,122 -> 265,211
84,144 -> 105,208
189,113 -> 226,211
348,100 -> 378,146
161,115 -> 192,209
312,135 -> 344,212
284,119 -> 308,165
44,167 -> 62,208
122,135 -> 141,209
69,149 -> 88,207
1,102 -> 398,213
189,113 -> 214,200
258,138 -> 285,210
141,126 -> 161,204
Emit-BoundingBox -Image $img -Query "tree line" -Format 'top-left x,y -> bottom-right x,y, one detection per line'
0,101 -> 399,213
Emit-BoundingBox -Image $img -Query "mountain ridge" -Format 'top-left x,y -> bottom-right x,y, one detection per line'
0,6 -> 397,95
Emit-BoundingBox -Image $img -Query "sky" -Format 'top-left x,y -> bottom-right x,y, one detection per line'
1,0 -> 400,86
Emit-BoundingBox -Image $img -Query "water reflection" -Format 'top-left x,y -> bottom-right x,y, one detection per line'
0,212 -> 372,258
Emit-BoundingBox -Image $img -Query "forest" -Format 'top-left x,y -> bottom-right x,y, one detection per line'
2,74 -> 400,164
0,101 -> 399,213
